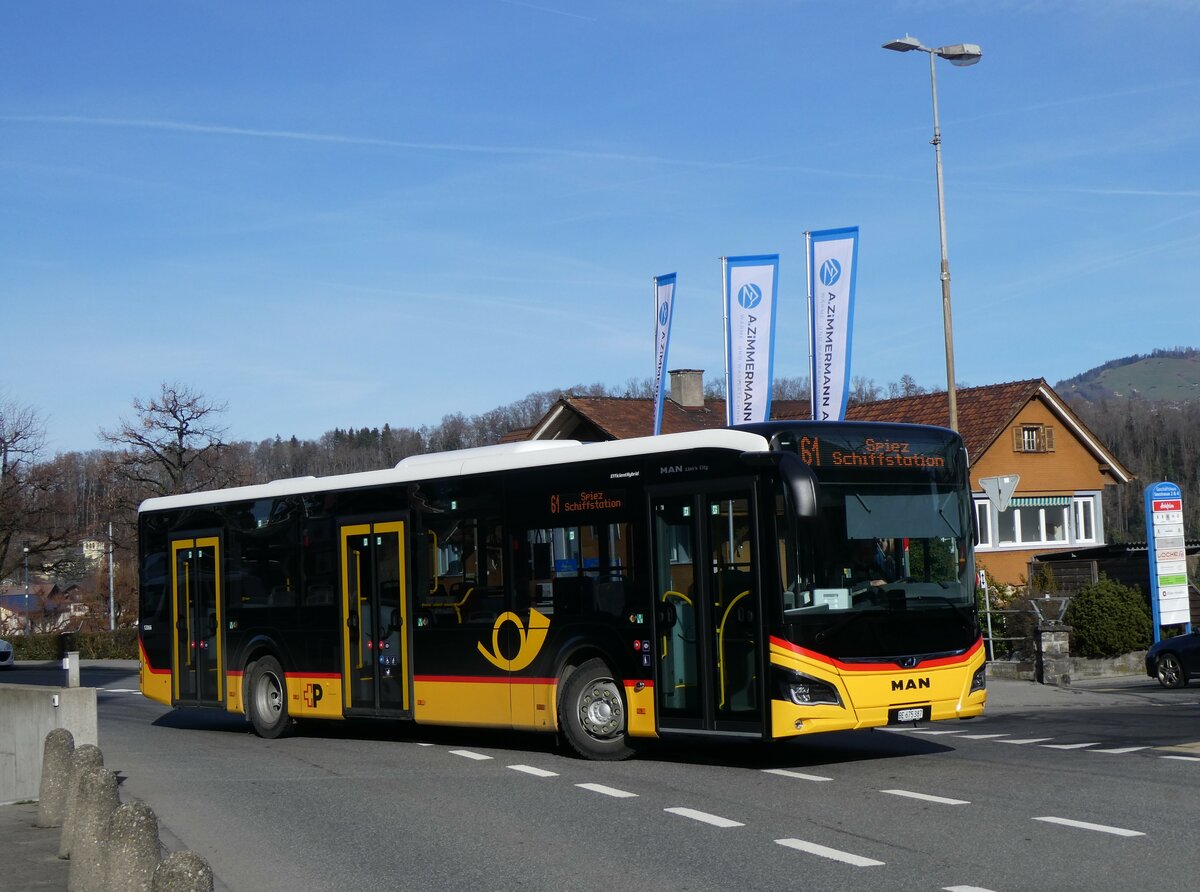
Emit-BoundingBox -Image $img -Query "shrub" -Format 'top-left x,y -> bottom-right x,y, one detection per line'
1064,575 -> 1151,658
9,629 -> 139,661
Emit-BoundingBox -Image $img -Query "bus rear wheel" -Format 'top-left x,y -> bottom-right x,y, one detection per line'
558,658 -> 634,761
246,656 -> 294,739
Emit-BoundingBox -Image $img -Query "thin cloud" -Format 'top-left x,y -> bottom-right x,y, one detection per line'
1,114 -> 694,166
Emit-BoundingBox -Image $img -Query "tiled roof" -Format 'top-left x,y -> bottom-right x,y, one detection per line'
520,378 -> 1129,481
846,379 -> 1045,461
555,397 -> 812,439
546,381 -> 1042,460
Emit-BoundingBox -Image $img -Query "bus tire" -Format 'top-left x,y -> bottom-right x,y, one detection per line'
246,655 -> 294,739
558,658 -> 633,761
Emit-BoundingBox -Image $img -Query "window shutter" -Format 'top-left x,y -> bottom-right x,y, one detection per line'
1044,426 -> 1055,452
1012,427 -> 1024,452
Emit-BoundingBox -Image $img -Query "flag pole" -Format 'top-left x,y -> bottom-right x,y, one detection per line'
804,231 -> 814,420
652,275 -> 660,436
720,257 -> 731,425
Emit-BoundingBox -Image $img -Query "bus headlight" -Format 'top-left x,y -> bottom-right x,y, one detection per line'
970,666 -> 987,693
775,668 -> 842,707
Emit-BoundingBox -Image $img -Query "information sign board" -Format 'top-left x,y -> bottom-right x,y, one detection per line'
1145,481 -> 1192,634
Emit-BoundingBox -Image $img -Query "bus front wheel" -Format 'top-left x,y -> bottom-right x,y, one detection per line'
246,656 -> 294,739
558,658 -> 634,761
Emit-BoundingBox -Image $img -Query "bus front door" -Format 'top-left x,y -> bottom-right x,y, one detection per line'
170,536 -> 223,705
651,487 -> 763,736
340,520 -> 411,715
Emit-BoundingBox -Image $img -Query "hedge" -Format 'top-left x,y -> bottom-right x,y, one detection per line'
8,628 -> 139,661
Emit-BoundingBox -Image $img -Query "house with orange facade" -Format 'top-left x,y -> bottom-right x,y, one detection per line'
512,371 -> 1133,586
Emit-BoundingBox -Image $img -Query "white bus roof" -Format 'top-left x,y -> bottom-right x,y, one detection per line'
138,428 -> 770,514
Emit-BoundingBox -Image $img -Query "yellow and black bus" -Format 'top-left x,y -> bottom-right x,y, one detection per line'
138,422 -> 986,760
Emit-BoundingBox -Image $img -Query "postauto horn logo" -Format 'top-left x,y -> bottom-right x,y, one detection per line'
659,302 -> 670,326
737,283 -> 763,310
819,258 -> 842,287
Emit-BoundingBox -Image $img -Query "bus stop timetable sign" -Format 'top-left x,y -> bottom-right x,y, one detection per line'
1145,481 -> 1191,634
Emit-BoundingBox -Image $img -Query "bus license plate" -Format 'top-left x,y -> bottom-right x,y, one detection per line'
891,706 -> 929,724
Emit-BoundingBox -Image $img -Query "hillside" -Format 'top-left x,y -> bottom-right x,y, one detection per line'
1055,347 -> 1200,404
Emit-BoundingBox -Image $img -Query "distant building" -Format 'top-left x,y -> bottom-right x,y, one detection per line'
510,371 -> 1133,586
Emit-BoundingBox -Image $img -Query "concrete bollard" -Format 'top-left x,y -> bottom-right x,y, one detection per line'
59,743 -> 104,859
104,800 -> 163,892
68,766 -> 121,892
36,727 -> 76,828
152,851 -> 214,892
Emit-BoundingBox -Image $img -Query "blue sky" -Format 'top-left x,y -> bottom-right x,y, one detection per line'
3,1 -> 1198,455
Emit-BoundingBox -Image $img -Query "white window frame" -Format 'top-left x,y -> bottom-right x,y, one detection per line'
974,493 -> 1100,551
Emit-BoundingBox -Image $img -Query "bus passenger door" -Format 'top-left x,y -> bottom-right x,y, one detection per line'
340,519 -> 411,715
651,487 -> 763,735
170,536 -> 223,705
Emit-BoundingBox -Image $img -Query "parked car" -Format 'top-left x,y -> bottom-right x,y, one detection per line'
0,637 -> 13,670
1146,631 -> 1200,688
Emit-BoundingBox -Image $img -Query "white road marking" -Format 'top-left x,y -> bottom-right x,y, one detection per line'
762,768 -> 833,782
576,783 -> 638,798
995,738 -> 1055,745
881,789 -> 970,805
943,886 -> 999,891
958,733 -> 1008,739
101,688 -> 141,693
415,743 -> 435,747
1161,755 -> 1200,762
1041,742 -> 1100,749
905,729 -> 964,736
665,807 -> 744,828
508,765 -> 558,777
1033,816 -> 1144,837
449,749 -> 492,761
1088,746 -> 1148,754
775,838 -> 885,867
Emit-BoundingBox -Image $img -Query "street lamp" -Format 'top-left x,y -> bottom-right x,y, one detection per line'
22,543 -> 30,633
883,35 -> 981,432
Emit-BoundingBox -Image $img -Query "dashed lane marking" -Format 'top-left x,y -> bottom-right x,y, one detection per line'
995,737 -> 1055,745
576,783 -> 638,798
1088,746 -> 1148,754
1041,742 -> 1101,749
665,807 -> 744,828
881,789 -> 970,805
508,765 -> 558,777
775,838 -> 885,867
762,768 -> 833,782
1033,816 -> 1144,837
449,749 -> 492,761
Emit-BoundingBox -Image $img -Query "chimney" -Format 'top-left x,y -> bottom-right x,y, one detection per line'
669,369 -> 705,409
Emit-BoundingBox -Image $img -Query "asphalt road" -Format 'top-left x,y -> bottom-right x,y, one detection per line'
11,663 -> 1200,892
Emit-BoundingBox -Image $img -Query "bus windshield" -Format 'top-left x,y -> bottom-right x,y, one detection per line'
781,481 -> 977,659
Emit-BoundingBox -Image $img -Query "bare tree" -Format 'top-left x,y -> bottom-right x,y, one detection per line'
99,383 -> 231,500
0,398 -> 80,587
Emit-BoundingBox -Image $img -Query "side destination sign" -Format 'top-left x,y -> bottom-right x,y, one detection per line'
1145,481 -> 1191,631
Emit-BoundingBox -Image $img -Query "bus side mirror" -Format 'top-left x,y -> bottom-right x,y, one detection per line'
741,450 -> 818,518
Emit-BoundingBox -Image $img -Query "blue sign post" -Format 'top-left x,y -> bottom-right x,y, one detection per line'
1145,481 -> 1191,642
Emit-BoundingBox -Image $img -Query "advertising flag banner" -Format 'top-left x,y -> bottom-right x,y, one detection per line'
724,255 -> 779,425
808,227 -> 859,421
652,274 -> 676,436
1145,481 -> 1192,630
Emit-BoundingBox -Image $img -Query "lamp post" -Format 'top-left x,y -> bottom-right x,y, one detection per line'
883,35 -> 981,433
22,543 -> 30,633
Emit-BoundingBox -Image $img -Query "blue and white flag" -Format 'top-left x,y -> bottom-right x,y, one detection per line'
652,273 -> 676,436
723,255 -> 779,425
809,227 -> 858,421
